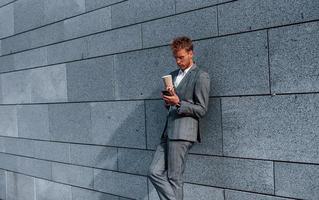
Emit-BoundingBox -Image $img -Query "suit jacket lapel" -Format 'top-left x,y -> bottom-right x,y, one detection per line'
174,64 -> 197,91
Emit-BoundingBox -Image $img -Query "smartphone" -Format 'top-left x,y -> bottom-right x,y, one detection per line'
162,90 -> 172,96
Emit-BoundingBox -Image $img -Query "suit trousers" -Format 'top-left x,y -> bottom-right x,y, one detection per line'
148,137 -> 193,200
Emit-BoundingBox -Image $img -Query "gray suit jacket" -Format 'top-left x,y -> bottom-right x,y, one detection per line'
161,64 -> 210,142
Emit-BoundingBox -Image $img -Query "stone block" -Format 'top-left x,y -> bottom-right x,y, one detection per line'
87,24 -> 142,57
0,4 -> 14,38
0,54 -> 14,73
118,148 -> 153,175
33,140 -> 69,163
275,162 -> 319,200
30,64 -> 67,103
175,0 -> 218,13
225,189 -> 294,200
0,153 -> 18,171
185,155 -> 274,194
91,101 -> 146,148
35,178 -> 72,200
0,105 -> 18,137
113,46 -> 176,100
70,144 -> 117,170
52,162 -> 94,188
14,47 -> 47,70
49,102 -> 92,143
218,0 -> 319,35
195,31 -> 269,96
30,22 -> 64,48
14,0 -> 45,33
17,156 -> 52,179
6,171 -> 35,200
47,37 -> 88,65
71,186 -> 119,200
64,7 -> 111,40
85,0 -> 123,11
0,169 -> 5,199
17,104 -> 50,140
43,0 -> 85,24
184,183 -> 224,200
269,21 -> 319,93
66,56 -> 114,101
0,32 -> 31,55
222,94 -> 319,164
111,0 -> 175,28
93,169 -> 148,199
142,6 -> 218,48
1,70 -> 32,103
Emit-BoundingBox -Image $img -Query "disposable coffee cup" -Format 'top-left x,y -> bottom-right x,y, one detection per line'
161,75 -> 173,89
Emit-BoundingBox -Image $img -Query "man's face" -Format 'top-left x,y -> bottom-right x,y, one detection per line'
173,49 -> 193,70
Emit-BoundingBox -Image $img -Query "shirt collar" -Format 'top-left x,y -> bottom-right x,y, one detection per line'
179,63 -> 193,75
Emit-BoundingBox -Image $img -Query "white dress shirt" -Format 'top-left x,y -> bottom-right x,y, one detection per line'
174,64 -> 193,88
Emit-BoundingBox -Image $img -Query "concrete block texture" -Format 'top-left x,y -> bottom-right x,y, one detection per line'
225,190 -> 294,200
0,170 -> 5,200
47,37 -> 88,64
113,46 -> 176,100
222,94 -> 319,164
13,47 -> 47,70
111,0 -> 175,28
218,0 -> 319,35
175,0 -> 219,13
142,6 -> 218,48
0,105 -> 18,137
270,21 -> 319,93
93,169 -> 148,199
117,148 -> 153,175
148,180 -> 225,200
70,143 -> 117,170
195,30 -> 269,96
184,155 -> 274,194
85,0 -> 123,11
275,162 -> 319,200
43,0 -> 85,24
66,56 -> 115,102
90,101 -> 146,148
49,102 -> 92,143
0,54 -> 14,73
71,187 -> 119,200
1,32 -> 31,55
1,69 -> 32,104
86,24 -> 142,57
35,178 -> 72,200
0,153 -> 18,172
1,22 -> 64,55
1,64 -> 67,104
6,171 -> 35,200
0,0 -> 14,7
64,6 -> 111,40
17,156 -> 52,179
14,0 -> 45,33
52,162 -> 94,188
0,4 -> 14,38
17,104 -> 50,140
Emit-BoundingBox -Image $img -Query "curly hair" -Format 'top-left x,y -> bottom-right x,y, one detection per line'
170,36 -> 193,53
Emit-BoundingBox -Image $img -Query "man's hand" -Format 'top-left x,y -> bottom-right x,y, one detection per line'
161,86 -> 180,106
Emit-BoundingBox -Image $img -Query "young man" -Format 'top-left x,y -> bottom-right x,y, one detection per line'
148,36 -> 211,200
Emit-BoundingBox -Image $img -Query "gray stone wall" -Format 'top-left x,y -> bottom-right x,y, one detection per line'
0,0 -> 318,199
